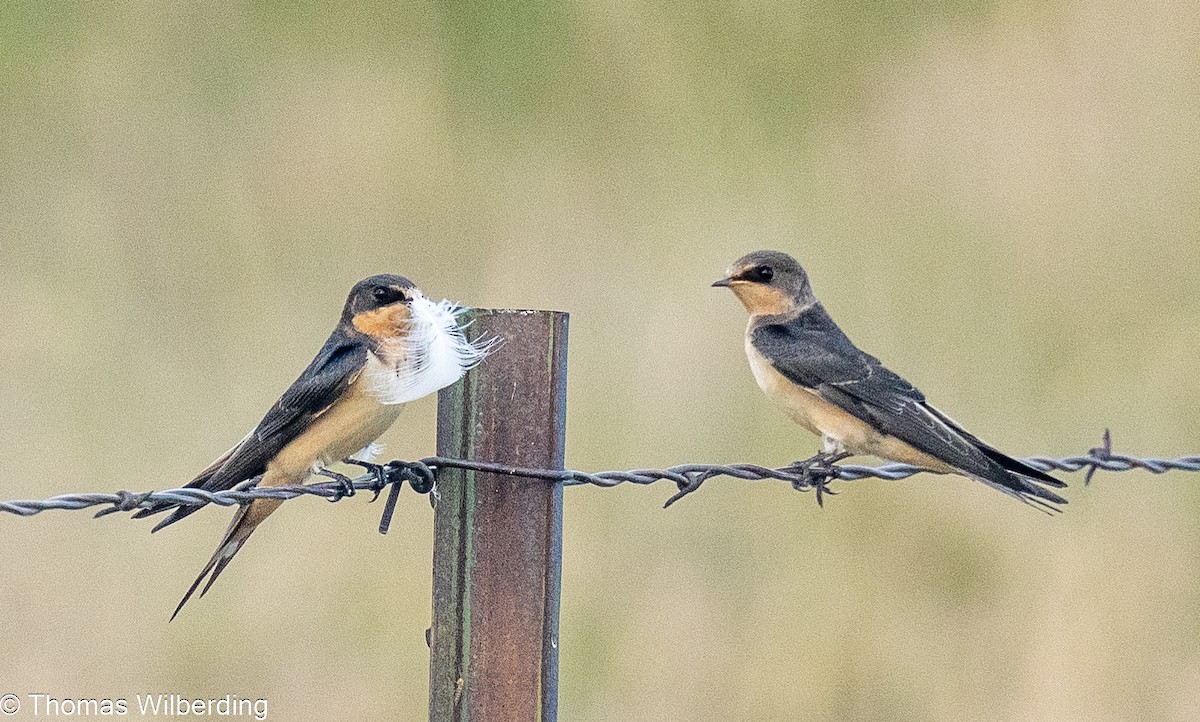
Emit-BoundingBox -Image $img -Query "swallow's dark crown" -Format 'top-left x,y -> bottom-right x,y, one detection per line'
342,274 -> 418,321
729,250 -> 804,277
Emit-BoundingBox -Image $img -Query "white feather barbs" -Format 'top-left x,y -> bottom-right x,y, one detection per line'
366,296 -> 496,405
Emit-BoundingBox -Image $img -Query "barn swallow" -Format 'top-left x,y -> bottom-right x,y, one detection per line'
135,274 -> 491,619
714,250 -> 1067,511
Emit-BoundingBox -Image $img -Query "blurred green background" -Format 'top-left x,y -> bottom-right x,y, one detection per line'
2,1 -> 1198,720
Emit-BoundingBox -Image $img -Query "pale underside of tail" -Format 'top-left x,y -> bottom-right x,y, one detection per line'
170,499 -> 275,621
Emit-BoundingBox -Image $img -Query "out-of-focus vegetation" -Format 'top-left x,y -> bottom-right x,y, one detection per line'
1,1 -> 1198,719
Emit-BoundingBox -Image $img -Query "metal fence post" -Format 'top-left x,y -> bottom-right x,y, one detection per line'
429,309 -> 568,722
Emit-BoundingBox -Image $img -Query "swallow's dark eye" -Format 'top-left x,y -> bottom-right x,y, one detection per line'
372,286 -> 406,304
755,265 -> 774,282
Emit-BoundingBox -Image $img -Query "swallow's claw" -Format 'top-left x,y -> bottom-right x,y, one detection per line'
811,476 -> 838,507
345,457 -> 385,483
316,467 -> 356,501
788,451 -> 850,506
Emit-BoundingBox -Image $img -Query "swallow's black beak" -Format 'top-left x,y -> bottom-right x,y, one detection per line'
712,277 -> 734,288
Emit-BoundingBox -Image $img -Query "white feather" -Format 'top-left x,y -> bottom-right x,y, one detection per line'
351,442 -> 385,463
366,296 -> 495,405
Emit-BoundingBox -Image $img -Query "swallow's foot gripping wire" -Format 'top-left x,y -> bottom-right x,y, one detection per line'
343,459 -> 392,502
343,459 -> 436,498
315,467 -> 356,501
343,458 -> 438,534
788,451 -> 853,507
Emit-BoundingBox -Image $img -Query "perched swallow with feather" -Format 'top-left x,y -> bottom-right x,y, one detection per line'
714,250 -> 1066,511
135,274 -> 491,619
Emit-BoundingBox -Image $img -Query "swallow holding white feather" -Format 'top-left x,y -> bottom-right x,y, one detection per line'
134,274 -> 491,619
714,250 -> 1067,511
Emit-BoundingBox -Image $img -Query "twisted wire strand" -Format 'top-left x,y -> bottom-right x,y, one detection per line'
3,431 -> 1198,527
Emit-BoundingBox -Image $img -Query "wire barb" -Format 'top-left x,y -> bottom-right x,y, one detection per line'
3,432 -> 1200,523
1085,428 -> 1114,486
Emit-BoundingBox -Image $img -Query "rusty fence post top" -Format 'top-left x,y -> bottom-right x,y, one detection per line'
472,308 -> 568,314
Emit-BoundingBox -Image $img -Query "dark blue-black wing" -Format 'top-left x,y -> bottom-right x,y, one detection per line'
751,304 -> 1065,509
135,332 -> 369,530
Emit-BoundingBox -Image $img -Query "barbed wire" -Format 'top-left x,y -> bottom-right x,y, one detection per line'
2,431 -> 1198,532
